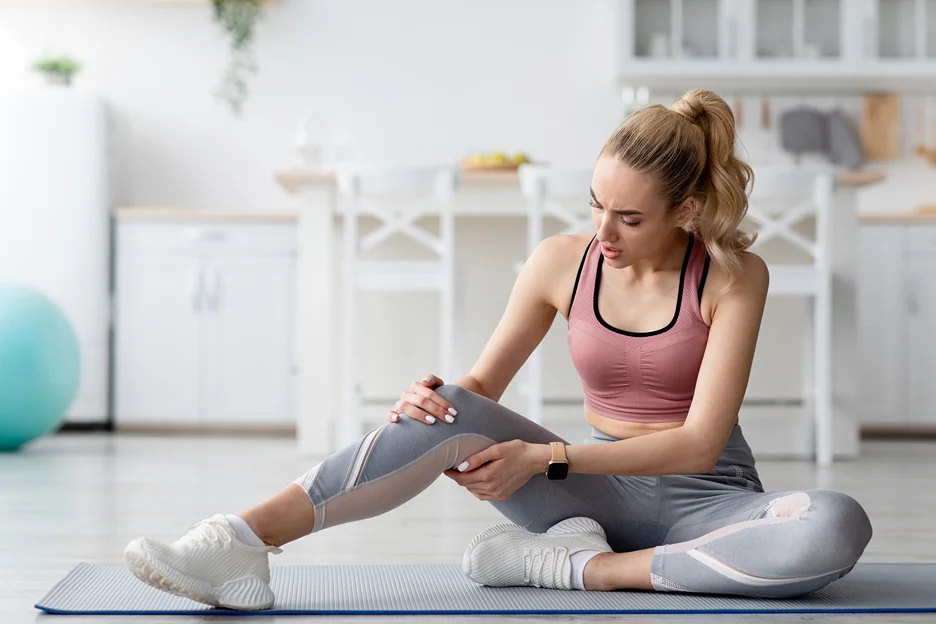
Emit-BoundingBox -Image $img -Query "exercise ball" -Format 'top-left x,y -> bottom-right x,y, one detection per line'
0,283 -> 80,451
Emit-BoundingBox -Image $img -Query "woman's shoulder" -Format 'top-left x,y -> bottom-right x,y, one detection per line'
528,232 -> 595,270
701,250 -> 769,320
523,232 -> 596,311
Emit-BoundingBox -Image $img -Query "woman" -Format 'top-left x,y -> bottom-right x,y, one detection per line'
124,89 -> 872,611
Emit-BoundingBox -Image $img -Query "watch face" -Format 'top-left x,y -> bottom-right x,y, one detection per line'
547,461 -> 569,480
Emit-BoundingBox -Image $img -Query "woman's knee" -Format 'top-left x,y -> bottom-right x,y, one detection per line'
808,490 -> 873,566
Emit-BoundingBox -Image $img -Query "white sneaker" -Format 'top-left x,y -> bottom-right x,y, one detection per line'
123,514 -> 282,610
462,517 -> 612,590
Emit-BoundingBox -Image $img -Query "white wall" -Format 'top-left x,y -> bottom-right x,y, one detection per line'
0,0 -> 630,420
0,0 -> 622,211
0,0 -> 855,430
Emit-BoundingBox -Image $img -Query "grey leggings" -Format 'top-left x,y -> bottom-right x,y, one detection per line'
293,385 -> 873,598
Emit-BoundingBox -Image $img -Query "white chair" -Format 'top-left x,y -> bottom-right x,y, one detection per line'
746,168 -> 836,467
517,164 -> 596,425
335,165 -> 459,447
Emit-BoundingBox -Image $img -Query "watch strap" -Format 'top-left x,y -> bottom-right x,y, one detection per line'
549,441 -> 568,464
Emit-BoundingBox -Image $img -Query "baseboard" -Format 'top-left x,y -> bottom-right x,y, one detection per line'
861,426 -> 936,439
58,422 -> 113,433
112,424 -> 296,437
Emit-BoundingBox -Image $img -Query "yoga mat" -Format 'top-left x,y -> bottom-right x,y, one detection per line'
35,562 -> 936,615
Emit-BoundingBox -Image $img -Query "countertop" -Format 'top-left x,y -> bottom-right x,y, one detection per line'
113,207 -> 297,222
112,168 -> 890,223
859,210 -> 936,223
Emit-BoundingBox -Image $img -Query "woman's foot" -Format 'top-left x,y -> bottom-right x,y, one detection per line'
124,514 -> 282,610
462,517 -> 612,590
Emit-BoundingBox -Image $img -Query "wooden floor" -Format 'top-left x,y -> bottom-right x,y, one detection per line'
2,425 -> 935,624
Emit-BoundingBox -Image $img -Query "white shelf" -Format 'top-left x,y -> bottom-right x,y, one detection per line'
619,0 -> 936,94
618,59 -> 936,93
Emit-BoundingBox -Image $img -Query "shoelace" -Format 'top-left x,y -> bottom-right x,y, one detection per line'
523,546 -> 567,588
179,519 -> 235,550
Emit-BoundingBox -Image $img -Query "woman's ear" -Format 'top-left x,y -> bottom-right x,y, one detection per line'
673,197 -> 699,228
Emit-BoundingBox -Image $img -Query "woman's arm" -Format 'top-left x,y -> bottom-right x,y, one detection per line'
454,235 -> 584,402
527,252 -> 770,477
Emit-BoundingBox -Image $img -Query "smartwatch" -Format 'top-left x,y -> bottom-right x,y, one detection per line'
545,442 -> 569,480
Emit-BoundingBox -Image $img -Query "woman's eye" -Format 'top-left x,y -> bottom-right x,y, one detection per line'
623,219 -> 640,228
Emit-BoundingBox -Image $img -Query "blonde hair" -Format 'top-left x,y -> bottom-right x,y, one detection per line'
601,88 -> 755,288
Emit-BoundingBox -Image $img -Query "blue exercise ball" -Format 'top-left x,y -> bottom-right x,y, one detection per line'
0,284 -> 81,451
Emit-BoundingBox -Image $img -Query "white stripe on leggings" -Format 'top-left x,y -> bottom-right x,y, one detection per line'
686,548 -> 851,587
343,426 -> 385,491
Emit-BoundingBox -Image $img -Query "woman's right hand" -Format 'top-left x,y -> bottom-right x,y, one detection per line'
387,374 -> 458,425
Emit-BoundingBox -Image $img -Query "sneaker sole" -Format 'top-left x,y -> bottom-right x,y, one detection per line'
124,538 -> 274,611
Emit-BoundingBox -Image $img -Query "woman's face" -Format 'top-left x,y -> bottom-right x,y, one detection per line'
589,156 -> 688,268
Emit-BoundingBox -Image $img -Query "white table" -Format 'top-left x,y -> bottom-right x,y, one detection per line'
276,167 -> 884,459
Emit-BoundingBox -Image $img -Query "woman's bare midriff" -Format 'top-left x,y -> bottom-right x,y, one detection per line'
585,405 -> 739,440
585,406 -> 684,439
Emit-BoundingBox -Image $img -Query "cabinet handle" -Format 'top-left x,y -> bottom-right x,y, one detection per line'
205,268 -> 221,312
188,270 -> 203,313
184,228 -> 227,243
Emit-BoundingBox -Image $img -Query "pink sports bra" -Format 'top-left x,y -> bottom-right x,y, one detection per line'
567,233 -> 711,423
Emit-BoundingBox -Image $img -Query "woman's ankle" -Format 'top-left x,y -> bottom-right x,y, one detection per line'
239,485 -> 316,548
583,550 -> 655,591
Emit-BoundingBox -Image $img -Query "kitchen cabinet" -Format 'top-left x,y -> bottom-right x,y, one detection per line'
619,0 -> 936,91
905,255 -> 936,424
202,256 -> 294,425
114,216 -> 297,429
113,254 -> 203,424
857,222 -> 936,428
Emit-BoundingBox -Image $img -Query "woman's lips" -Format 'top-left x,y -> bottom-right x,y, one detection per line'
600,244 -> 621,259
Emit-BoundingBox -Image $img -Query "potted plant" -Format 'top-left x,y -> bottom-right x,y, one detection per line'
32,56 -> 82,87
212,0 -> 265,116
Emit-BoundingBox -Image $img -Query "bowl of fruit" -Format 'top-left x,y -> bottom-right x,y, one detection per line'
461,151 -> 533,172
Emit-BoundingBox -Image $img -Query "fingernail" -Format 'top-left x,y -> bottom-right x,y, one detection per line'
457,461 -> 469,472
448,407 -> 458,416
426,416 -> 436,424
444,414 -> 455,423
391,414 -> 399,422
422,377 -> 432,383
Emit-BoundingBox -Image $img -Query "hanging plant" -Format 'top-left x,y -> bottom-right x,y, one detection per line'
32,55 -> 82,87
212,0 -> 265,116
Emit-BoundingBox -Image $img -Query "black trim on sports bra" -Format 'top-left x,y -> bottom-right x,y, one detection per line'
698,253 -> 711,306
567,234 -> 597,318
593,234 -> 694,337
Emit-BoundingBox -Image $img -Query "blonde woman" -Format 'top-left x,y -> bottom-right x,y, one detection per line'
124,89 -> 872,610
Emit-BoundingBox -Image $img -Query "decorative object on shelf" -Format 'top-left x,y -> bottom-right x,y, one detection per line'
859,93 -> 901,161
779,107 -> 866,170
779,107 -> 828,163
296,112 -> 323,167
461,152 -> 532,172
31,55 -> 81,87
211,0 -> 265,116
649,32 -> 670,58
827,110 -> 865,170
915,145 -> 936,168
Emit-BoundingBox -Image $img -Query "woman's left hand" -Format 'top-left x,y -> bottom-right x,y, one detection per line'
443,440 -> 545,501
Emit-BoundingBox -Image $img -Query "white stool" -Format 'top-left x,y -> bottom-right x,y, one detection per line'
335,165 -> 459,447
747,168 -> 836,467
516,164 -> 595,425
